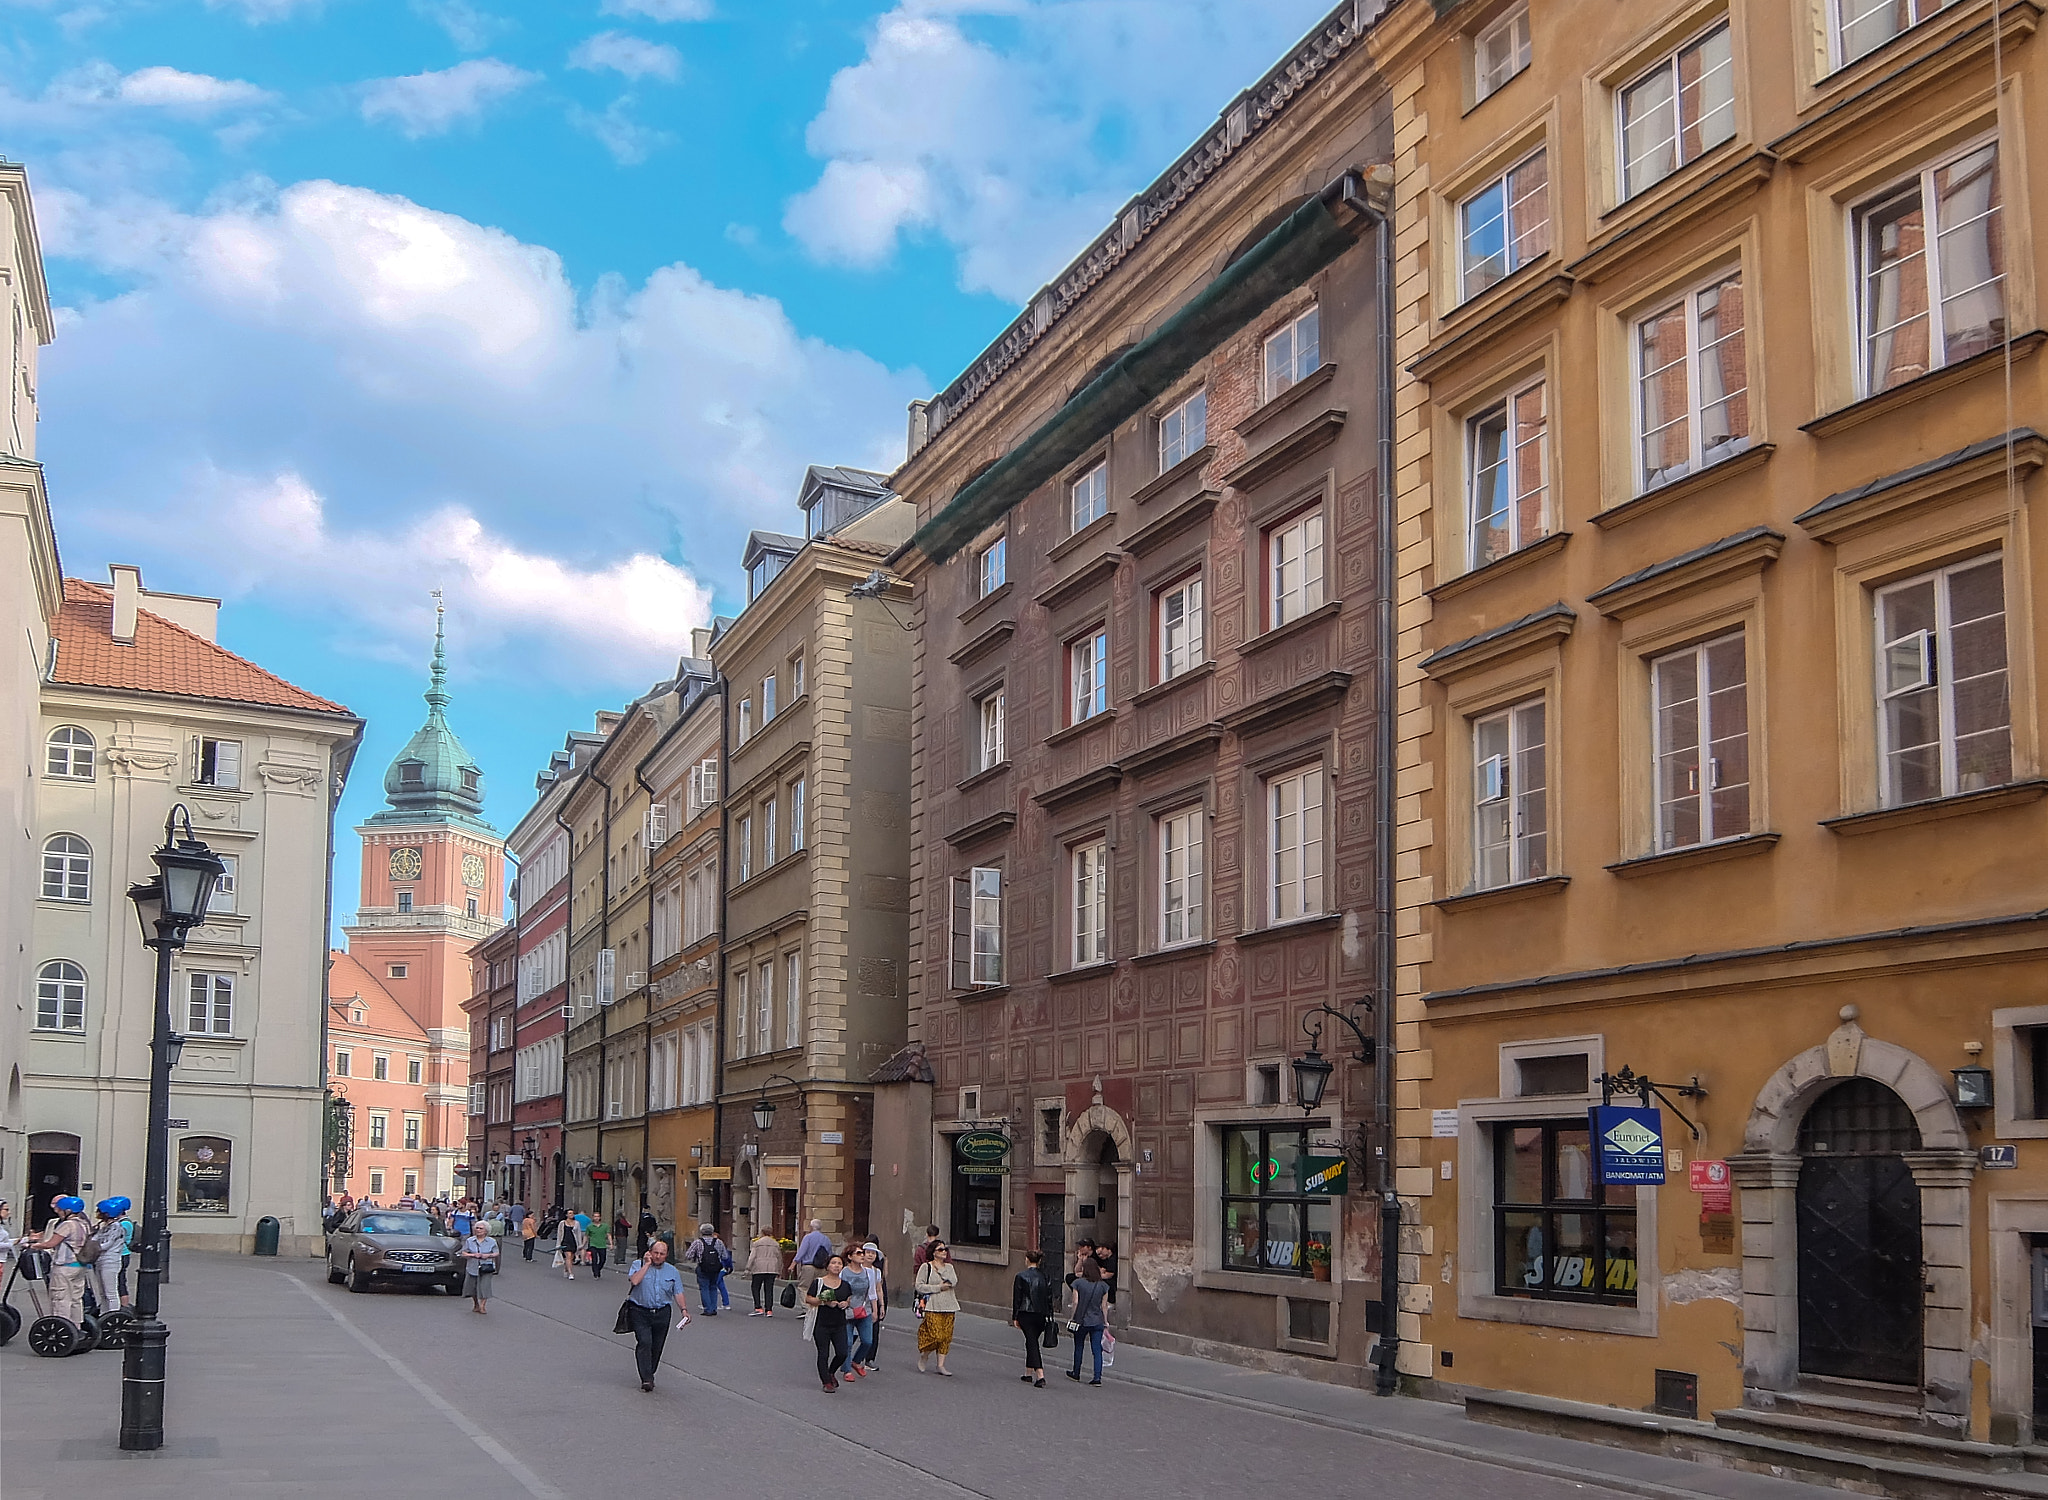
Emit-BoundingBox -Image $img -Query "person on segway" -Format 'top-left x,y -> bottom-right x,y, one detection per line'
25,1196 -> 89,1329
88,1199 -> 133,1312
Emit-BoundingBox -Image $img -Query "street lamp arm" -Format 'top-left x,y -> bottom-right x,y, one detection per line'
1301,1001 -> 1376,1065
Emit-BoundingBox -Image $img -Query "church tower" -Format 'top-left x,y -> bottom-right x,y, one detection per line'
345,602 -> 504,1198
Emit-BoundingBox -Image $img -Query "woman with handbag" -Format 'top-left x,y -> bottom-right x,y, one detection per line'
555,1213 -> 580,1280
839,1246 -> 875,1379
855,1243 -> 887,1371
461,1223 -> 499,1313
803,1253 -> 854,1392
746,1230 -> 783,1316
913,1241 -> 959,1376
1010,1249 -> 1055,1388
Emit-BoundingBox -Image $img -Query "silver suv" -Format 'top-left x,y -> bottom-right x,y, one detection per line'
325,1209 -> 462,1295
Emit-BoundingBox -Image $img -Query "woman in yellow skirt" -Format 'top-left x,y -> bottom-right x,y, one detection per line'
914,1241 -> 960,1375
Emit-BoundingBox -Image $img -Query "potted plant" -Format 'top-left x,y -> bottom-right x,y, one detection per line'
1305,1239 -> 1332,1282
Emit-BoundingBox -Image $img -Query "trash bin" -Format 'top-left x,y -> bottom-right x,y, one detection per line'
253,1216 -> 280,1257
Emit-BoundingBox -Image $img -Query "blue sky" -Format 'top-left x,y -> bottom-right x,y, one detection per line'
5,0 -> 1341,930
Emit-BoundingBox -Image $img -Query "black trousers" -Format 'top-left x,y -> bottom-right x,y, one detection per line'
813,1320 -> 850,1384
522,1237 -> 536,1260
590,1247 -> 608,1274
1017,1314 -> 1045,1372
751,1273 -> 776,1310
626,1303 -> 670,1383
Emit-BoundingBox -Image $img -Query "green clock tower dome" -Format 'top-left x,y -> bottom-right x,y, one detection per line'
364,602 -> 497,833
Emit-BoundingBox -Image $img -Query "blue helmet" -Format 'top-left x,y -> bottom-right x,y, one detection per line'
97,1197 -> 131,1217
53,1195 -> 85,1214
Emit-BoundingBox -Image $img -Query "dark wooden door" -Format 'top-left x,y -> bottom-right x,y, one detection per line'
1796,1079 -> 1923,1386
1037,1194 -> 1066,1259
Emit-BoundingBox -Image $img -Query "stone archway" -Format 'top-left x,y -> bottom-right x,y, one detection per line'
1731,1007 -> 1975,1428
1063,1081 -> 1135,1325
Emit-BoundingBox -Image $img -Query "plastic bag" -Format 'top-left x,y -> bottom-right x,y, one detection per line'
1102,1331 -> 1116,1368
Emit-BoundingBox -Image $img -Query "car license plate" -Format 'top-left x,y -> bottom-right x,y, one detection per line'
399,1263 -> 436,1272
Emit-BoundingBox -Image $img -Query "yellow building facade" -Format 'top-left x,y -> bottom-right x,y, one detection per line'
1382,0 -> 2048,1446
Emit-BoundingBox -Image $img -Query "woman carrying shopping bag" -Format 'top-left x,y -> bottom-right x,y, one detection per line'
914,1241 -> 959,1376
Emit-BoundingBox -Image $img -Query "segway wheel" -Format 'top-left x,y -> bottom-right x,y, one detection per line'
72,1312 -> 101,1353
27,1315 -> 79,1357
96,1310 -> 135,1350
0,1304 -> 20,1346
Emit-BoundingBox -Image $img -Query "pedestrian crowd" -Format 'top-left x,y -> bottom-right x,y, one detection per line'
312,1191 -> 1123,1399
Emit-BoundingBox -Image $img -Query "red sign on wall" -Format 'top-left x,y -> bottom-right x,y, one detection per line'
1688,1159 -> 1732,1214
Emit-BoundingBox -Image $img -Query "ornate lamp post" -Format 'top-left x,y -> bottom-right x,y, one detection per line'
121,806 -> 226,1452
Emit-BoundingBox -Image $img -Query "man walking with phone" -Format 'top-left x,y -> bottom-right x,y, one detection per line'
623,1239 -> 691,1392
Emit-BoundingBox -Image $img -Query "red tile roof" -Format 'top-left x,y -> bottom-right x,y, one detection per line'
54,579 -> 352,715
328,951 -> 430,1043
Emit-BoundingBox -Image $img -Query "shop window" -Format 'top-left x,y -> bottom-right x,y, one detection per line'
1493,1120 -> 1638,1304
1515,1054 -> 1590,1097
951,1135 -> 1004,1247
1222,1125 -> 1330,1276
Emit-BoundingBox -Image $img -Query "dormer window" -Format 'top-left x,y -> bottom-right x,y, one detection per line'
460,768 -> 479,794
399,762 -> 425,788
749,552 -> 790,601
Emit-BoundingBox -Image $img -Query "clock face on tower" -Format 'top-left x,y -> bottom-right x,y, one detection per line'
462,853 -> 486,889
389,847 -> 423,882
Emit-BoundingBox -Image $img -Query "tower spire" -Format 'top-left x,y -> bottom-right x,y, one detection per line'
426,590 -> 450,719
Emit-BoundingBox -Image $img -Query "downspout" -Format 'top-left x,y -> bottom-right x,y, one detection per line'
318,721 -> 362,1216
1364,176 -> 1402,1398
635,749 -> 659,1216
711,677 -> 731,1235
592,762 -> 615,1219
503,849 -> 522,1207
552,795 -> 578,1210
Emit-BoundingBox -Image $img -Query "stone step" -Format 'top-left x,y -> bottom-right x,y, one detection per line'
1713,1407 -> 2020,1475
1466,1388 -> 2048,1500
1746,1379 -> 1960,1437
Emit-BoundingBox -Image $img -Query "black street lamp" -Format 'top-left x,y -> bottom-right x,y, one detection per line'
121,806 -> 226,1452
750,1073 -> 805,1132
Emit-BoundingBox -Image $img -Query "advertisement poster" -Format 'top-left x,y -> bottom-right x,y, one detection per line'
177,1136 -> 232,1214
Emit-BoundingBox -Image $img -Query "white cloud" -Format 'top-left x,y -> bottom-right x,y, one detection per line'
204,0 -> 322,20
786,0 -> 1341,302
568,96 -> 670,165
40,178 -> 919,684
568,31 -> 681,82
412,0 -> 507,51
599,0 -> 711,20
44,61 -> 273,114
360,58 -> 539,138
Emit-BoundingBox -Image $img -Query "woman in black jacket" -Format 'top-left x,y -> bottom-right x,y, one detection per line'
1009,1249 -> 1055,1388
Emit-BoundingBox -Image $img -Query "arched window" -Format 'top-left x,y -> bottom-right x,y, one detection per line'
45,727 -> 95,779
41,835 -> 90,902
36,960 -> 85,1032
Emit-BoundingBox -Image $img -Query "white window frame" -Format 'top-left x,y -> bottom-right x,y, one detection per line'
785,950 -> 801,1054
41,834 -> 90,903
1071,839 -> 1109,968
1474,2 -> 1531,103
762,797 -> 778,866
1268,766 -> 1326,924
408,1055 -> 423,1085
35,960 -> 86,1032
738,699 -> 752,742
1875,553 -> 2012,806
978,688 -> 1006,770
334,1047 -> 351,1076
187,972 -> 234,1036
1070,461 -> 1108,533
978,538 -> 1007,597
1853,137 -> 2005,400
1070,629 -> 1109,724
1830,0 -> 1951,70
762,672 -> 777,722
1159,576 -> 1205,682
1466,376 -> 1549,570
1473,699 -> 1549,890
1651,632 -> 1752,851
789,778 -> 806,851
757,960 -> 774,1051
1632,267 -> 1750,493
403,1114 -> 422,1151
1268,509 -> 1326,630
737,814 -> 752,883
373,1052 -> 390,1080
1159,387 -> 1208,471
45,726 -> 94,780
211,853 -> 239,913
195,736 -> 241,789
369,1170 -> 385,1196
733,968 -> 750,1058
1159,807 -> 1206,949
1263,305 -> 1321,402
1616,20 -> 1736,202
1458,148 -> 1550,304
952,867 -> 1004,989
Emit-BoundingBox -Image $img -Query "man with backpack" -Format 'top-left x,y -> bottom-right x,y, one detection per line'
86,1199 -> 132,1312
683,1223 -> 730,1316
26,1196 -> 91,1327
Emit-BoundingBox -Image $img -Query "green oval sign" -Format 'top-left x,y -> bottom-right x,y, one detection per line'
956,1129 -> 1011,1164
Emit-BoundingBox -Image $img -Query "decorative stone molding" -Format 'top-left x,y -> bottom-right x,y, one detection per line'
258,761 -> 324,793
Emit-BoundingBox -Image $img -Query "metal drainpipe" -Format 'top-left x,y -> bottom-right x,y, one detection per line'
711,675 -> 731,1237
635,748 -> 659,1216
502,848 -> 522,1206
1364,178 -> 1403,1397
592,762 -> 614,1222
552,795 -> 578,1210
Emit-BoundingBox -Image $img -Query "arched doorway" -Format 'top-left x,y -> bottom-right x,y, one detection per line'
28,1131 -> 80,1230
1062,1094 -> 1135,1322
1796,1078 -> 1923,1386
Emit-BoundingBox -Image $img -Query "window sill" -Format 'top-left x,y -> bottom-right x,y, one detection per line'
1133,443 -> 1218,507
1223,408 -> 1346,493
1235,362 -> 1338,446
1428,531 -> 1570,603
1047,510 -> 1118,567
1236,912 -> 1342,946
1047,961 -> 1117,985
1605,832 -> 1780,878
1589,441 -> 1775,531
959,580 -> 1013,629
1046,709 -> 1117,748
1795,429 -> 2048,543
1126,489 -> 1218,559
1192,1267 -> 1337,1299
1410,269 -> 1574,384
1132,939 -> 1215,967
1239,600 -> 1341,660
949,619 -> 1014,669
950,984 -> 1010,1004
1132,660 -> 1216,708
30,1028 -> 87,1040
1802,333 -> 2048,440
943,810 -> 1017,848
1822,780 -> 2048,837
181,784 -> 253,800
956,760 -> 1011,793
1570,148 -> 1772,287
1458,1291 -> 1651,1336
36,898 -> 92,909
1434,875 -> 1570,912
1035,552 -> 1121,614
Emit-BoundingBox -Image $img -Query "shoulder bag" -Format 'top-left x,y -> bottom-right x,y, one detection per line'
613,1297 -> 635,1335
779,1279 -> 798,1308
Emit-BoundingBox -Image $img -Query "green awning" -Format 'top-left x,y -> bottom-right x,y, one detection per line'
906,188 -> 1368,567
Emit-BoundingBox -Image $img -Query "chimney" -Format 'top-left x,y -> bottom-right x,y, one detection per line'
691,627 -> 713,659
110,564 -> 142,644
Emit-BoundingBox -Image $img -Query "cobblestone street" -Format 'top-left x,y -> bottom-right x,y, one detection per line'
1,1251 -> 1840,1500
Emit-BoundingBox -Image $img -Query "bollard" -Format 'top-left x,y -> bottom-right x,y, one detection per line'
253,1216 -> 280,1256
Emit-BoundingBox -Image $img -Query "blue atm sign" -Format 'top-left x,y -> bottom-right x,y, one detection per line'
1591,1105 -> 1666,1185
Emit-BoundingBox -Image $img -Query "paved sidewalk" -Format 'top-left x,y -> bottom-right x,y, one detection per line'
1,1251 -> 1837,1500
